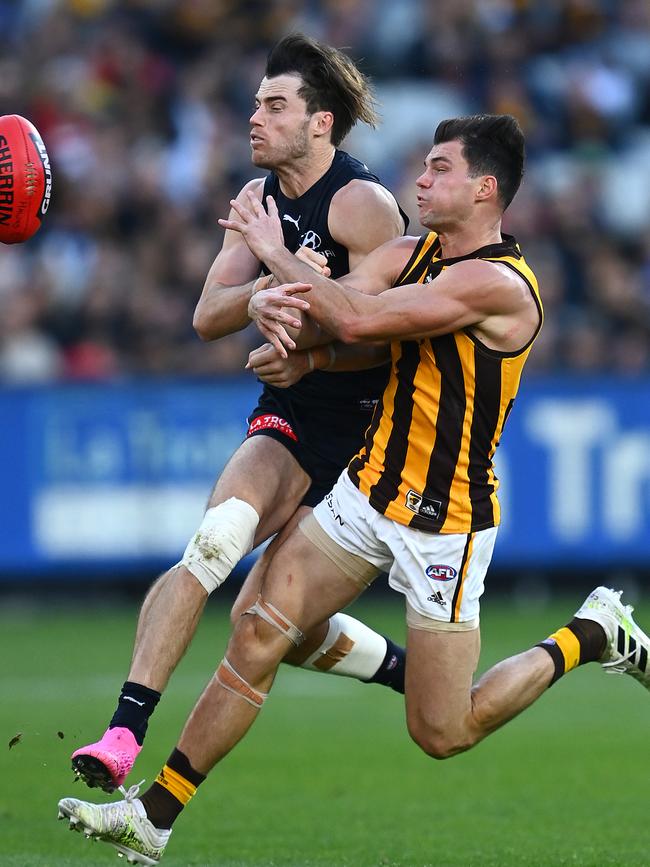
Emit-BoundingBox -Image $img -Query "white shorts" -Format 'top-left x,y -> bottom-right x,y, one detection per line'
311,472 -> 498,626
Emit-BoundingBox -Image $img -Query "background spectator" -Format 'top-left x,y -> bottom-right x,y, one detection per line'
1,0 -> 649,381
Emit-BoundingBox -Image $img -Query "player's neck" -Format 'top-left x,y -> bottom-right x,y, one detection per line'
275,146 -> 336,199
436,220 -> 503,260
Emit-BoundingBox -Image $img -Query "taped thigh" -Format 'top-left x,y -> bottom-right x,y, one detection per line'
299,512 -> 381,590
406,601 -> 479,633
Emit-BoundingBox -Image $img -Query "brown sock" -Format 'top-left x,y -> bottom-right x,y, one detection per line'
537,616 -> 606,685
139,748 -> 206,830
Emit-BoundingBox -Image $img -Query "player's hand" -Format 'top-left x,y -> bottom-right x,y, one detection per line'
295,246 -> 331,277
247,282 -> 311,357
245,343 -> 311,388
218,193 -> 284,261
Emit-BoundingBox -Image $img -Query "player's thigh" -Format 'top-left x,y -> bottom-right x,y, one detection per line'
259,524 -> 367,636
405,625 -> 480,747
230,505 -> 311,621
208,434 -> 310,544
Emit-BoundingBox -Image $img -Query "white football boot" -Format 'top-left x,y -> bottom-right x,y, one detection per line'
57,781 -> 170,865
574,586 -> 650,689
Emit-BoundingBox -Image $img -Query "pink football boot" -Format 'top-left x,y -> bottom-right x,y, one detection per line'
71,727 -> 141,793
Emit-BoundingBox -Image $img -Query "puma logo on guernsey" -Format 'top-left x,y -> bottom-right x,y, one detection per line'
282,213 -> 301,229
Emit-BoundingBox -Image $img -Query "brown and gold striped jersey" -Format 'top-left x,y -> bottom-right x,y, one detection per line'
347,232 -> 542,534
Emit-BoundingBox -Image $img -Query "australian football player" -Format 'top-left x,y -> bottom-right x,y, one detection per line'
67,33 -> 410,796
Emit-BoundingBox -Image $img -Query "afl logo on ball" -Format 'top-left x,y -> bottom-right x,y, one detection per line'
426,565 -> 457,582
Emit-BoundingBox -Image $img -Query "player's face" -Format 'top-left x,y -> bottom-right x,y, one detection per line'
415,140 -> 483,231
250,75 -> 312,169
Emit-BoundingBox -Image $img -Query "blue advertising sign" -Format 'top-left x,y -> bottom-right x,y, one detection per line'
1,376 -> 650,576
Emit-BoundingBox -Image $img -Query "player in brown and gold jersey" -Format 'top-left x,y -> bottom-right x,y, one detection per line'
58,116 -> 650,858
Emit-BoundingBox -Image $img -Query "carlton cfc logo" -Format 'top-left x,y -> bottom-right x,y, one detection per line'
426,564 -> 457,582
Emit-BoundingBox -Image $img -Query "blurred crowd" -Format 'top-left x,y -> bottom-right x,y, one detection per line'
1,0 -> 650,382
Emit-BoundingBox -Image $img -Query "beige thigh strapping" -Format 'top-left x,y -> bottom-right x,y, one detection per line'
299,512 -> 381,590
406,600 -> 479,632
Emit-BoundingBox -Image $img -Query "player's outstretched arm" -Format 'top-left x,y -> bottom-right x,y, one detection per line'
193,179 -> 267,341
332,259 -> 536,344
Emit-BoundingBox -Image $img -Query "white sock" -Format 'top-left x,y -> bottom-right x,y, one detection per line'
301,612 -> 387,680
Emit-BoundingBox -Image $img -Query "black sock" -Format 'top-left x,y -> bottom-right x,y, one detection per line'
140,748 -> 206,830
109,681 -> 161,745
367,637 -> 405,694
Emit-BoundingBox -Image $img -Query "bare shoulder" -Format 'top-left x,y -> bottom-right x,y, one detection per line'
443,258 -> 532,314
235,177 -> 266,203
329,179 -> 405,263
331,178 -> 400,215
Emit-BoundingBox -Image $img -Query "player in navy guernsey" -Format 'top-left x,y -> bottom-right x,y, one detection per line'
256,148 -> 399,409
66,34 -> 409,799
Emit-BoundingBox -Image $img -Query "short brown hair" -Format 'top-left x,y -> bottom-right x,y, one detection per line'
434,114 -> 525,210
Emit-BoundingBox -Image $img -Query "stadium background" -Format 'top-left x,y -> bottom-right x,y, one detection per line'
2,0 -> 650,590
2,3 -> 650,866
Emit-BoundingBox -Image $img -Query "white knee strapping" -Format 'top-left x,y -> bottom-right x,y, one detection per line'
181,498 -> 260,594
302,612 -> 387,679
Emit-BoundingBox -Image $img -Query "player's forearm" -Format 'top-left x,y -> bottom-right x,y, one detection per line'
303,341 -> 389,374
264,247 -> 365,341
289,313 -> 331,350
193,280 -> 257,341
327,341 -> 390,371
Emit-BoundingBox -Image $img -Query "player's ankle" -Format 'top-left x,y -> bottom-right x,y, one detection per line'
366,636 -> 405,693
109,681 -> 161,745
536,617 -> 606,686
140,748 -> 206,829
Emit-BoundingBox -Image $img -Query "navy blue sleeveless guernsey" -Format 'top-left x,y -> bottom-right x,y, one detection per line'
261,149 -> 408,411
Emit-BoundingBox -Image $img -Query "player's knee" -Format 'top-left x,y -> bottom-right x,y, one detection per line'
407,717 -> 473,760
228,610 -> 284,668
179,498 -> 260,596
229,596 -> 304,669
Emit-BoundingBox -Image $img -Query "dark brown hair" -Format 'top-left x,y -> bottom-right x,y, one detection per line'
266,33 -> 378,147
434,114 -> 525,209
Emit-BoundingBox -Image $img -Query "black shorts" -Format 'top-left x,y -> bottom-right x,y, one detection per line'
246,391 -> 375,508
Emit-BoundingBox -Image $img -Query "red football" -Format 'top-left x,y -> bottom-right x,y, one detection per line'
0,114 -> 52,244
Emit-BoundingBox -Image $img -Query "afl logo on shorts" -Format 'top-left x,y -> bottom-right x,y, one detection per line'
426,564 -> 457,582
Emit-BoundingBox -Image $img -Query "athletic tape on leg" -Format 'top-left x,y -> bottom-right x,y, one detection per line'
245,595 -> 304,646
181,498 -> 259,594
216,657 -> 268,708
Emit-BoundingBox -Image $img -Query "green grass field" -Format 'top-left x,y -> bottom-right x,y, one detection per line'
1,592 -> 649,867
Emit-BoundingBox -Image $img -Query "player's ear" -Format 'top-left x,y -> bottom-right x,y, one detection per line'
476,175 -> 498,202
312,111 -> 334,138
